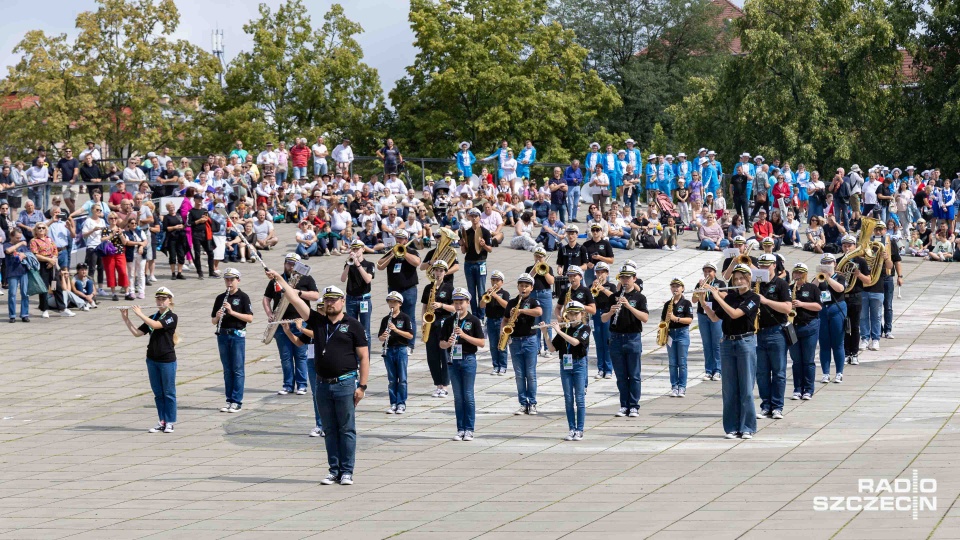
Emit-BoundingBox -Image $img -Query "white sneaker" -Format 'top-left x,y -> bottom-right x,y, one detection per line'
309,427 -> 323,437
850,355 -> 860,365
791,392 -> 801,400
670,388 -> 679,397
573,431 -> 583,441
801,393 -> 812,400
61,309 -> 76,317
386,405 -> 396,414
820,374 -> 831,383
396,404 -> 406,414
859,339 -> 867,351
834,373 -> 843,383
432,389 -> 442,398
615,407 -> 628,417
596,371 -> 604,380
712,373 -> 721,381
662,246 -> 670,251
604,373 -> 612,379
702,373 -> 713,381
277,389 -> 289,395
339,474 -> 354,486
41,311 -> 49,318
757,409 -> 770,419
227,403 -> 241,413
463,431 -> 474,441
439,389 -> 448,397
148,422 -> 165,433
883,332 -> 895,339
515,406 -> 527,415
772,409 -> 783,420
80,305 -> 90,311
295,388 -> 307,395
163,423 -> 174,433
627,408 -> 639,417
741,432 -> 753,439
725,432 -> 739,439
528,405 -> 538,415
868,340 -> 879,351
220,404 -> 231,412
320,473 -> 338,485
453,431 -> 464,441
564,430 -> 576,441
670,246 -> 677,251
678,388 -> 685,398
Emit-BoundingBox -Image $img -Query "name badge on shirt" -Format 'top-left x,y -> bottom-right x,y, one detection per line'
562,354 -> 573,370
452,344 -> 463,360
360,301 -> 369,314
307,344 -> 315,359
820,290 -> 832,303
667,336 -> 673,348
393,263 -> 402,273
479,262 -> 487,276
704,301 -> 713,311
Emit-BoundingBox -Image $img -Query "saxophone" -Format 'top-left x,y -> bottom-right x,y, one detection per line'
559,287 -> 572,321
753,280 -> 761,333
787,280 -> 798,323
498,303 -> 521,351
263,273 -> 302,344
421,281 -> 439,343
657,296 -> 674,346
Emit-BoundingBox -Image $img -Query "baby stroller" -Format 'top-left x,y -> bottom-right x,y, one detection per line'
655,192 -> 685,234
432,180 -> 451,213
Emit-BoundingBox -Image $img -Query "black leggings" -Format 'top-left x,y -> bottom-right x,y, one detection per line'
192,236 -> 214,276
844,295 -> 862,357
38,266 -> 53,311
167,236 -> 187,265
85,248 -> 104,287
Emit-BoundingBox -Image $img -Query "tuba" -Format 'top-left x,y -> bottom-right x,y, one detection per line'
427,227 -> 460,282
837,216 -> 885,293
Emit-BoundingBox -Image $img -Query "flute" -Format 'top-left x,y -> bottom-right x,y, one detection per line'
110,305 -> 141,310
533,321 -> 576,329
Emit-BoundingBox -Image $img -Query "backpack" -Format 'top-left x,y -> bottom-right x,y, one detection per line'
640,233 -> 659,249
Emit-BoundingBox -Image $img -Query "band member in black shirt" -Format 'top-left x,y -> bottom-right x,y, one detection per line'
211,268 -> 254,413
541,300 -> 591,441
555,266 -> 596,320
694,262 -> 726,381
186,193 -> 215,278
582,223 -> 614,285
504,273 -> 543,415
700,264 -> 761,439
556,225 -> 587,275
591,262 -> 617,379
601,263 -> 648,418
440,288 -> 486,441
479,270 -> 510,375
816,253 -> 847,384
754,253 -> 792,420
787,263 -> 822,402
263,253 -> 319,395
379,229 -> 422,345
419,231 -> 458,284
378,291 -> 413,414
840,235 -> 870,368
525,246 -> 555,354
422,260 -> 455,398
662,278 -> 694,397
873,221 -> 903,344
120,287 -> 179,433
721,235 -> 756,280
341,239 -> 376,342
267,280 -> 369,486
460,208 -> 494,319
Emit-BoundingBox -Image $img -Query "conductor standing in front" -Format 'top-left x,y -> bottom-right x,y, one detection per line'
266,276 -> 370,487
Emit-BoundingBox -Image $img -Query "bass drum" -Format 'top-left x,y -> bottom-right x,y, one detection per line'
553,275 -> 569,300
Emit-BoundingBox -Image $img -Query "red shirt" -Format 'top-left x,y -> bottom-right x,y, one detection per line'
753,220 -> 772,239
289,145 -> 311,168
109,191 -> 133,207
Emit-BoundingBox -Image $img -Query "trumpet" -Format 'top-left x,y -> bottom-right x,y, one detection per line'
481,283 -> 501,304
590,279 -> 605,296
533,260 -> 550,276
816,272 -> 829,282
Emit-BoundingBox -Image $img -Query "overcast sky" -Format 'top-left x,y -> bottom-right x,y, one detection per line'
0,0 -> 417,98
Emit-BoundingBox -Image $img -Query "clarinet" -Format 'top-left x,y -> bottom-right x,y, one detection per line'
381,312 -> 393,358
611,287 -> 627,326
215,288 -> 229,335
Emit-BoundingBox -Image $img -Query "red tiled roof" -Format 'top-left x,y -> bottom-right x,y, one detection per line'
1,92 -> 40,111
635,0 -> 744,57
897,48 -> 924,84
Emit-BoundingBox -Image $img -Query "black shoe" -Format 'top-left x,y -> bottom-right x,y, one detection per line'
21,317 -> 29,323
197,274 -> 204,280
124,294 -> 135,301
9,318 -> 14,323
176,273 -> 186,280
112,294 -> 119,301
171,273 -> 177,280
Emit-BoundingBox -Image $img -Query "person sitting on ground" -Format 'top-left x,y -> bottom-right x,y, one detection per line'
251,209 -> 279,250
804,216 -> 826,253
660,216 -> 678,251
359,218 -> 385,253
927,230 -> 953,261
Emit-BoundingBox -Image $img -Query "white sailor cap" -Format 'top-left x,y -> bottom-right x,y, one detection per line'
285,253 -> 301,263
155,286 -> 174,299
452,287 -> 471,301
323,286 -> 345,299
517,272 -> 535,284
534,245 -> 548,256
566,266 -> 583,277
590,142 -> 600,148
595,262 -> 610,272
223,267 -> 241,279
754,155 -> 764,162
793,263 -> 809,273
490,270 -> 505,281
386,291 -> 404,303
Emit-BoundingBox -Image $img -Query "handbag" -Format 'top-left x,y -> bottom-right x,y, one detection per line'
26,268 -> 47,296
782,322 -> 798,346
96,240 -> 119,256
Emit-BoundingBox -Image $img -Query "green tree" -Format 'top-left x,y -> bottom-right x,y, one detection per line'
200,0 -> 385,152
73,0 -> 221,158
389,0 -> 620,163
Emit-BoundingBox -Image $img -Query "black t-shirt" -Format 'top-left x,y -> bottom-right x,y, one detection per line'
138,309 -> 178,362
378,311 -> 414,348
696,277 -> 727,315
79,164 -> 101,182
160,169 -> 179,181
557,243 -> 587,274
914,190 -> 928,209
187,207 -> 209,237
483,289 -> 510,319
823,223 -> 841,245
305,312 -> 368,378
162,214 -> 185,240
593,282 -> 617,312
57,158 -> 79,182
462,226 -> 491,262
819,274 -> 846,304
842,254 -> 869,294
524,264 -> 554,291
758,277 -> 791,328
503,294 -> 540,337
343,260 -> 376,296
730,174 -> 747,197
793,282 -> 822,327
211,289 -> 254,331
264,274 -> 318,320
438,313 -> 485,355
380,146 -> 401,165
582,239 -> 613,267
422,247 -> 456,284
551,322 -> 591,359
566,284 -> 595,310
386,246 -> 421,290
610,288 -> 647,334
715,290 -> 760,336
421,280 -> 454,323
549,178 -> 566,206
661,298 -> 694,329
918,228 -> 932,247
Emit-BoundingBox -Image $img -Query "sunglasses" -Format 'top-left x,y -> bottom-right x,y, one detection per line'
36,226 -> 47,230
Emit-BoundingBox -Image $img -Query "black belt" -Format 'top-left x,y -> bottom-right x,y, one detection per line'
723,332 -> 754,341
319,371 -> 358,384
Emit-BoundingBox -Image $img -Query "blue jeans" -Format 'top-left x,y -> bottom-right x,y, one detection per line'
550,202 -> 567,223
313,159 -> 328,177
819,301 -> 846,376
533,290 -> 552,351
567,185 -> 581,220
859,291 -> 883,341
882,276 -> 894,334
275,327 -> 308,391
7,273 -> 28,319
609,237 -> 628,249
610,332 -> 642,409
217,332 -> 246,405
560,357 -> 587,431
345,294 -> 372,343
699,238 -> 730,250
305,358 -> 322,430
698,313 -> 722,376
720,335 -> 757,434
295,242 -> 319,258
756,326 -> 787,412
789,320 -> 819,396
292,165 -> 308,180
463,261 -> 486,319
623,187 -> 638,216
57,247 -> 70,270
509,335 -> 539,406
450,354 -> 477,431
316,375 -> 357,476
389,286 -> 418,346
486,319 -> 508,370
591,313 -> 612,374
383,347 -> 409,406
146,359 -> 177,423
667,327 -> 690,389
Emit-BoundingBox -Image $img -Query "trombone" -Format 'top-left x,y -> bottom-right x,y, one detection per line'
533,260 -> 550,276
392,242 -> 406,258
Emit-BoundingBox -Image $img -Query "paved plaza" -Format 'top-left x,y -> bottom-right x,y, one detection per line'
1,222 -> 959,540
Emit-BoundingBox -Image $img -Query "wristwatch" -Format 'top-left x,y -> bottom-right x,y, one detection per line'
358,384 -> 367,391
